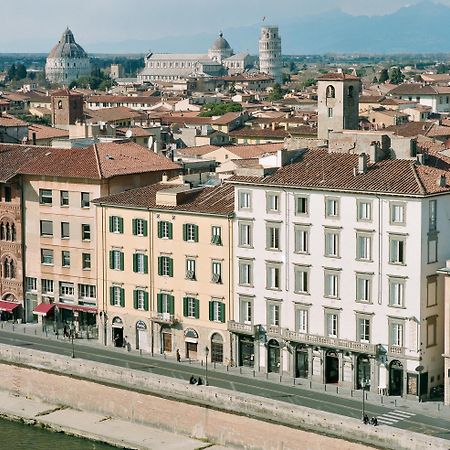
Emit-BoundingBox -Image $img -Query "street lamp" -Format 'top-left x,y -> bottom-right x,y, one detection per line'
361,378 -> 369,419
205,346 -> 210,386
70,325 -> 75,358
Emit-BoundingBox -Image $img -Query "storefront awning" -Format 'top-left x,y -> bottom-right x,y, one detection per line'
0,301 -> 20,313
56,303 -> 97,314
33,303 -> 55,316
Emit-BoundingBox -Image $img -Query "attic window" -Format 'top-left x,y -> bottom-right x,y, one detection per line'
105,155 -> 114,160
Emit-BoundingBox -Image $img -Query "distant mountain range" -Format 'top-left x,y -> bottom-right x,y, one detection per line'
86,1 -> 450,55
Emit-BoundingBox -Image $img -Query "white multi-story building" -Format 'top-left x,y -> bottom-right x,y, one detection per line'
259,26 -> 282,84
229,148 -> 450,399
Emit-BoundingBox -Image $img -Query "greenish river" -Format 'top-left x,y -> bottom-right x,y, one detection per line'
0,418 -> 117,449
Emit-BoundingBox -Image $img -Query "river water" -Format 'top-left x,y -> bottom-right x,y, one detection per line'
0,418 -> 117,449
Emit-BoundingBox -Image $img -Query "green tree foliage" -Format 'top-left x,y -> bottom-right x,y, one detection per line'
15,64 -> 27,80
289,61 -> 297,73
301,78 -> 316,88
7,63 -> 16,80
198,102 -> 242,117
69,68 -> 113,90
268,83 -> 284,102
389,67 -> 405,85
437,64 -> 450,74
379,69 -> 389,83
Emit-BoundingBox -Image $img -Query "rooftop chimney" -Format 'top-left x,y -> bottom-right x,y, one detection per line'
357,153 -> 368,174
437,174 -> 446,188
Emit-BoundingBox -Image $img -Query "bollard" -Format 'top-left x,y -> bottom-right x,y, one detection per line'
438,403 -> 441,411
214,362 -> 216,369
12,325 -> 14,332
309,381 -> 312,389
394,399 -> 397,407
266,372 -> 269,380
201,360 -> 203,367
35,330 -> 37,335
226,365 -> 229,372
293,378 -> 296,386
279,375 -> 282,383
350,389 -> 353,397
325,384 -> 327,392
240,367 -> 242,375
336,386 -> 338,394
381,396 -> 383,405
253,370 -> 256,378
23,327 -> 26,334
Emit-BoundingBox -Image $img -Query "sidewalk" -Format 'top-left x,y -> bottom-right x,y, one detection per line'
2,320 -> 449,420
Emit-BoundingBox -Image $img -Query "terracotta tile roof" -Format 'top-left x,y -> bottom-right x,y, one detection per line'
18,141 -> 180,180
176,145 -> 221,157
93,182 -> 234,215
0,113 -> 28,128
229,126 -> 317,138
228,148 -> 450,196
52,88 -> 82,97
88,95 -> 160,104
384,121 -> 434,137
116,126 -> 153,137
388,84 -> 438,96
28,124 -> 69,140
213,112 -> 242,125
224,143 -> 284,158
86,107 -> 145,122
359,95 -> 385,103
160,115 -> 212,126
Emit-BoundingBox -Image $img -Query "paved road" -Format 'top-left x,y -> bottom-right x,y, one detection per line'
0,329 -> 449,441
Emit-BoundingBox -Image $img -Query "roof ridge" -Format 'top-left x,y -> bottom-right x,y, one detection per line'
93,143 -> 103,179
410,162 -> 426,195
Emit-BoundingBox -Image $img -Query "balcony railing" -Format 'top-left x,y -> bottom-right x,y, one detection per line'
227,320 -> 255,336
267,325 -> 282,338
151,312 -> 175,324
388,345 -> 405,356
283,329 -> 377,355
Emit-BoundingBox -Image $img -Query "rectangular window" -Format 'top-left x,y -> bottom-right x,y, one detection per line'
111,286 -> 124,307
326,313 -> 338,338
159,256 -> 173,277
356,233 -> 372,261
41,279 -> 54,294
295,196 -> 308,215
61,222 -> 70,239
389,278 -> 405,307
60,190 -> 69,206
427,276 -> 437,307
183,223 -> 199,242
238,222 -> 252,247
62,251 -> 70,267
294,225 -> 309,254
266,264 -> 281,290
240,297 -> 253,324
134,253 -> 148,274
325,198 -> 339,218
294,266 -> 309,294
39,189 -> 52,205
184,296 -> 199,318
296,308 -> 308,333
266,224 -> 280,250
427,316 -> 437,347
238,259 -> 252,286
390,322 -> 404,347
266,193 -> 280,212
358,318 -> 370,343
82,253 -> 91,270
428,237 -> 438,264
25,277 -> 37,292
40,220 -> 53,237
324,230 -> 339,257
158,221 -> 172,239
324,271 -> 339,298
133,219 -> 147,237
211,260 -> 222,283
109,216 -> 123,233
157,293 -> 174,315
82,224 -> 91,241
81,192 -> 90,208
328,107 -> 333,118
110,250 -> 124,271
357,200 -> 372,221
238,190 -> 251,210
389,236 -> 406,264
429,200 -> 437,231
41,249 -> 54,265
209,300 -> 225,323
59,282 -> 74,298
186,258 -> 196,280
267,303 -> 280,326
356,274 -> 371,302
211,226 -> 222,245
390,202 -> 405,225
4,185 -> 11,203
78,284 -> 96,300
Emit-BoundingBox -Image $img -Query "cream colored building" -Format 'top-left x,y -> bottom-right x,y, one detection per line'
94,179 -> 234,364
21,142 -> 180,328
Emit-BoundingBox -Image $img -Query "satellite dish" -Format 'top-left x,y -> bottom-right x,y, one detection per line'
415,365 -> 424,373
125,129 -> 133,138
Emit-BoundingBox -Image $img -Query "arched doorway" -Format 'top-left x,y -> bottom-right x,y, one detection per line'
325,350 -> 339,383
184,328 -> 198,360
111,317 -> 124,347
161,326 -> 172,353
295,345 -> 309,378
136,320 -> 149,352
356,354 -> 371,389
389,360 -> 404,396
211,333 -> 224,363
267,339 -> 280,373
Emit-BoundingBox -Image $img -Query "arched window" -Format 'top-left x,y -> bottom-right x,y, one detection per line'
3,258 -> 14,279
326,85 -> 335,99
10,223 -> 16,242
0,222 -> 5,240
58,100 -> 63,109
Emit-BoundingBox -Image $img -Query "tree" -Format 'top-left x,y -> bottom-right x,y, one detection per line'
379,69 -> 389,83
389,67 -> 405,85
7,64 -> 16,81
268,83 -> 283,102
15,64 -> 27,80
301,78 -> 316,88
437,64 -> 449,74
198,102 -> 242,117
289,61 -> 297,73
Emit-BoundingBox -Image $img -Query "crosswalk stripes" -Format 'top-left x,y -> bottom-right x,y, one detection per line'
377,409 -> 415,425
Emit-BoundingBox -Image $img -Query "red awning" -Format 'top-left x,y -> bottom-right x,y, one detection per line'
0,301 -> 20,313
33,303 -> 55,316
56,303 -> 97,314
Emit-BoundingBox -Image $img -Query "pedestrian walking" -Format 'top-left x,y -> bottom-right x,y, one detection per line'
363,414 -> 369,425
176,349 -> 181,362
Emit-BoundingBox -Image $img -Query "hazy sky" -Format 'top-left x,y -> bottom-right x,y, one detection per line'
1,0 -> 449,51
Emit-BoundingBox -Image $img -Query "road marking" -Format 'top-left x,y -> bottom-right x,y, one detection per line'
377,409 -> 416,426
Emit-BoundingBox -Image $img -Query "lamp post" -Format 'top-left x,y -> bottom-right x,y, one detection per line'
205,346 -> 210,386
361,378 -> 368,419
70,325 -> 75,359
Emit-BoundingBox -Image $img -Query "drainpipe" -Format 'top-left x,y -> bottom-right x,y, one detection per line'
149,208 -> 154,356
19,177 -> 26,323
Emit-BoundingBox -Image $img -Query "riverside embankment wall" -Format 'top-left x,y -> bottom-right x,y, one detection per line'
0,344 -> 446,450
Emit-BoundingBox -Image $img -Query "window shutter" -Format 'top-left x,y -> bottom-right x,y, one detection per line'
120,252 -> 124,271
220,303 -> 225,323
132,219 -> 137,236
157,221 -> 162,238
169,295 -> 175,314
168,222 -> 173,239
194,298 -> 200,319
183,224 -> 187,241
109,216 -> 113,232
109,287 -> 114,305
120,288 -> 125,307
133,290 -> 138,309
158,257 -> 162,275
194,225 -> 199,242
209,301 -> 214,321
142,220 -> 148,237
143,255 -> 148,274
183,297 -> 188,317
119,217 -> 124,233
109,250 -> 114,269
132,254 -> 137,273
157,293 -> 162,313
144,291 -> 149,311
168,258 -> 173,277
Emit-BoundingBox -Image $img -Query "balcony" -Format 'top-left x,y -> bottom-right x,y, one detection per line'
266,325 -> 283,338
283,329 -> 377,355
227,320 -> 256,336
388,345 -> 405,357
151,311 -> 175,325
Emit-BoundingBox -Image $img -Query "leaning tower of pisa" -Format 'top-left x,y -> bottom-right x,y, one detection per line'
259,25 -> 282,84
